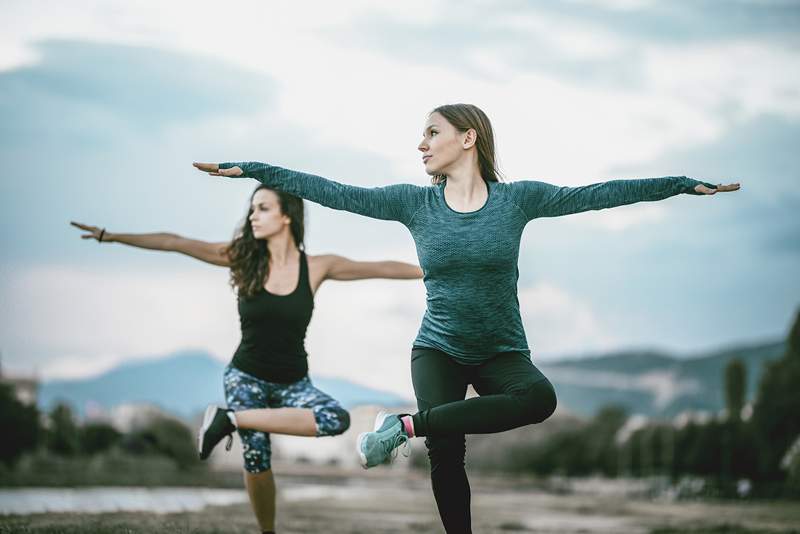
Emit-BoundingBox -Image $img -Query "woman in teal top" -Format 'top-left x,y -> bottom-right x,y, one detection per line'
195,103 -> 739,533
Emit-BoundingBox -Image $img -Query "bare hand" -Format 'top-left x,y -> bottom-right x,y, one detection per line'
192,162 -> 243,177
70,221 -> 106,242
694,182 -> 741,195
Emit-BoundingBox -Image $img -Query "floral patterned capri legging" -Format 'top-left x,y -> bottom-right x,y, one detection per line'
223,365 -> 351,473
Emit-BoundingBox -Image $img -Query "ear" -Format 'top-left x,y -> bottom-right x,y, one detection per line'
462,128 -> 477,149
282,215 -> 292,225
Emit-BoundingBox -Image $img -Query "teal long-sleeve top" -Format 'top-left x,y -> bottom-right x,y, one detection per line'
221,161 -> 713,365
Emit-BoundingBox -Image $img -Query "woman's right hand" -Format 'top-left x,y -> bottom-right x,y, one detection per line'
192,162 -> 243,177
70,221 -> 107,242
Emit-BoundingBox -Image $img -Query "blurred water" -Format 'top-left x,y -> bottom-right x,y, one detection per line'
0,482 -> 382,515
0,487 -> 247,515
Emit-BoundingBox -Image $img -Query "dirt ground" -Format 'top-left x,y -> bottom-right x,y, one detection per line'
1,472 -> 799,533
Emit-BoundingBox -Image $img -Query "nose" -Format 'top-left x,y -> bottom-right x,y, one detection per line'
418,139 -> 428,152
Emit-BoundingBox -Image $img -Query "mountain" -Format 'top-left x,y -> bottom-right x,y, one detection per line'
538,340 -> 785,417
39,339 -> 786,421
39,350 -> 412,418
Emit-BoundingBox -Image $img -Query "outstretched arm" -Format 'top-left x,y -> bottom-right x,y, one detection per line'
70,222 -> 230,267
193,162 -> 424,226
319,255 -> 423,281
509,177 -> 740,221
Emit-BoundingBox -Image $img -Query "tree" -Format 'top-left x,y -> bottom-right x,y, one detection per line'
585,405 -> 628,476
80,422 -> 122,455
46,403 -> 80,456
0,383 -> 40,465
724,358 -> 746,421
751,309 -> 800,480
122,414 -> 200,469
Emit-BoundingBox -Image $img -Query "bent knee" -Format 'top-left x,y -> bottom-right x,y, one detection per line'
515,379 -> 557,424
317,406 -> 350,436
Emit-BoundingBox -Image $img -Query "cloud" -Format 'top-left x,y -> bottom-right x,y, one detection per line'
518,282 -> 618,358
641,41 -> 800,122
0,264 -> 239,378
537,1 -> 800,42
0,40 -> 274,136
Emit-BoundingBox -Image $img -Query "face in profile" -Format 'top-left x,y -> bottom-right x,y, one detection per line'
248,189 -> 290,240
418,111 -> 469,177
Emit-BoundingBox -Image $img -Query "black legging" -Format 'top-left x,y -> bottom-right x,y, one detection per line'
410,348 -> 557,534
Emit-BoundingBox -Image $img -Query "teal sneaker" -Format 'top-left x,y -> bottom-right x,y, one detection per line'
356,410 -> 411,469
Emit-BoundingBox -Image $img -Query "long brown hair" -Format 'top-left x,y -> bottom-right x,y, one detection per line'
227,186 -> 305,298
430,103 -> 502,185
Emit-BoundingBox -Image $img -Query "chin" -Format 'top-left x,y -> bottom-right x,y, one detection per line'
423,165 -> 439,176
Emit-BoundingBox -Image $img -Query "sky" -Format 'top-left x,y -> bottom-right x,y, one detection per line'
1,0 -> 798,398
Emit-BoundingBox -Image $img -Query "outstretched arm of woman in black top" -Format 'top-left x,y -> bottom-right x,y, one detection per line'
317,255 -> 423,281
70,221 -> 230,267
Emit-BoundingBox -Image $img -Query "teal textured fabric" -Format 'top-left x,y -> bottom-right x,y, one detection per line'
221,161 -> 712,364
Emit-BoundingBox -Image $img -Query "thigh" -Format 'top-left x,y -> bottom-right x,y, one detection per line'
472,352 -> 549,397
224,365 -> 270,411
268,376 -> 341,411
411,347 -> 470,411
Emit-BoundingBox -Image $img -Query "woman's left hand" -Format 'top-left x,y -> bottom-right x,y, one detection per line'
694,182 -> 740,195
192,162 -> 243,177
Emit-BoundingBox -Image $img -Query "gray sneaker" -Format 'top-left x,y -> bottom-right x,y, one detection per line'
356,410 -> 410,469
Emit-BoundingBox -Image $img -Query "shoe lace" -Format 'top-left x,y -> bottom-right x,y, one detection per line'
385,433 -> 410,461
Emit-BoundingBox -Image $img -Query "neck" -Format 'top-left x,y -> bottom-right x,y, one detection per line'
442,153 -> 484,198
266,231 -> 297,266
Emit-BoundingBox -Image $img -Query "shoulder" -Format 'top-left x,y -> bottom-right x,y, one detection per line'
384,182 -> 433,197
494,179 -> 554,199
493,179 -> 546,190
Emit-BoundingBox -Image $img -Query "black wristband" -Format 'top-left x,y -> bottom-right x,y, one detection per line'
99,229 -> 106,243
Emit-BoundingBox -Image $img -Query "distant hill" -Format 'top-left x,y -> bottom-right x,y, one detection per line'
39,350 -> 412,418
39,340 -> 786,420
538,340 -> 785,417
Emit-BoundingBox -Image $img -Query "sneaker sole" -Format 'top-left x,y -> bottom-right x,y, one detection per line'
198,404 -> 218,459
356,410 -> 390,469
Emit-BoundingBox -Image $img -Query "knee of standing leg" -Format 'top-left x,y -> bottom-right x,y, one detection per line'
516,380 -> 557,424
425,436 -> 466,466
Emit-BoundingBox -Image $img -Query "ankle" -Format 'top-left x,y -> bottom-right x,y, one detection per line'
400,415 -> 415,438
226,409 -> 238,428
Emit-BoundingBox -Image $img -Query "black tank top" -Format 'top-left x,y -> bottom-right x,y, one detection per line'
231,251 -> 314,383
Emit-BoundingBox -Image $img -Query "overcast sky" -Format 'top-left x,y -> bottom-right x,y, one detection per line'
1,0 -> 798,398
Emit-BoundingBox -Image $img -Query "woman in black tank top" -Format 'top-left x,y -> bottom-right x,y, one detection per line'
71,185 -> 422,534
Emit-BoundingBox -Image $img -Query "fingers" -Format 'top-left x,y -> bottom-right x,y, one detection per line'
694,182 -> 741,195
192,162 -> 243,177
70,221 -> 92,231
192,162 -> 219,173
